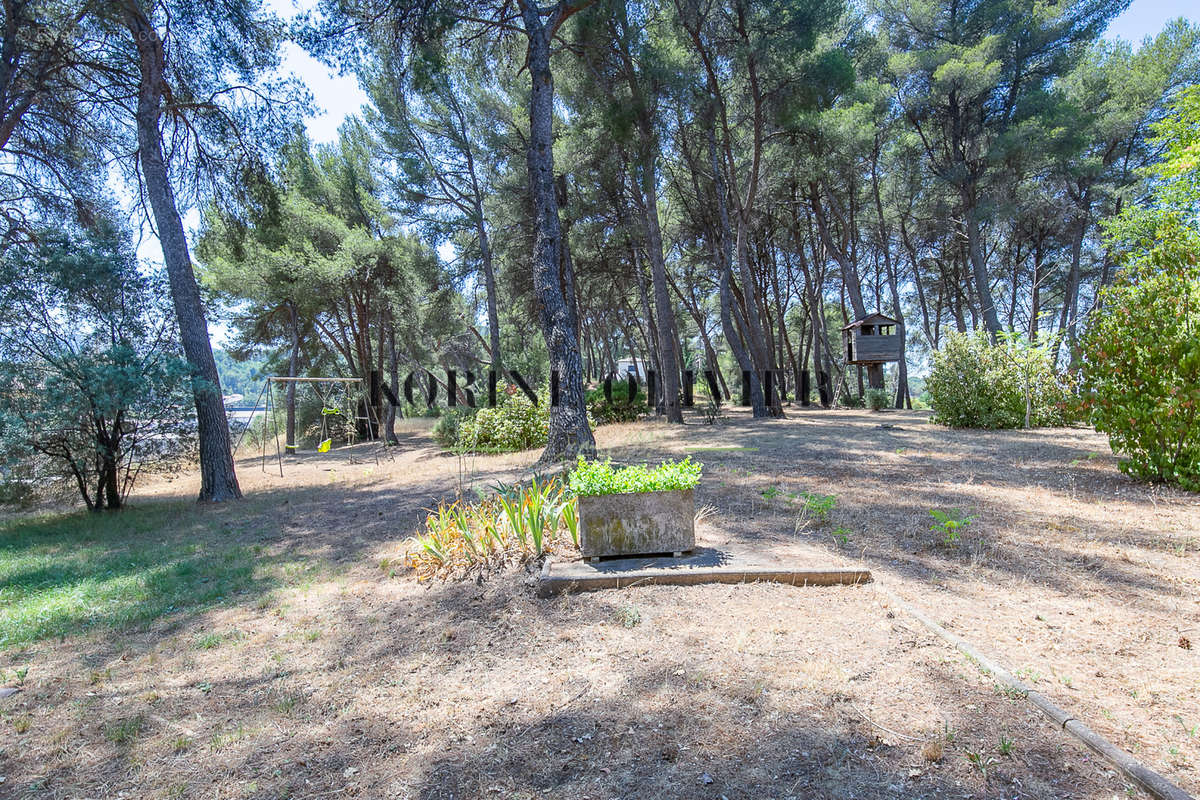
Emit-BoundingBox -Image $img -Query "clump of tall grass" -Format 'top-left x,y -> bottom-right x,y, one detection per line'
405,476 -> 578,581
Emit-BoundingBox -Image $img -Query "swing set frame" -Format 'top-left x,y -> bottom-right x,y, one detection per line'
233,376 -> 385,477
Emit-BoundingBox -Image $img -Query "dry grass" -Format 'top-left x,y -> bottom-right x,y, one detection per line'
0,408 -> 1195,798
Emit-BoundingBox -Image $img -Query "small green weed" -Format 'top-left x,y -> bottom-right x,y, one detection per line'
929,509 -> 975,545
193,629 -> 244,650
614,605 -> 642,628
13,714 -> 32,733
801,493 -> 837,524
104,714 -> 145,745
761,486 -> 781,500
209,724 -> 248,751
998,735 -> 1015,756
831,527 -> 852,546
994,682 -> 1026,699
1015,667 -> 1042,683
273,692 -> 304,715
193,633 -> 222,650
965,748 -> 998,779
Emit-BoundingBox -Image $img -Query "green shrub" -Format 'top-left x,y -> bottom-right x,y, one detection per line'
585,383 -> 645,425
432,407 -> 476,448
402,401 -> 440,419
585,382 -> 640,405
839,392 -> 865,408
865,388 -> 890,411
927,331 -> 1073,429
1080,86 -> 1200,492
568,456 -> 702,496
1081,232 -> 1200,491
456,394 -> 548,453
588,398 -> 644,425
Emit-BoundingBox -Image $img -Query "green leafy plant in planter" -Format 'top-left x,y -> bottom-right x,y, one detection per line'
568,457 -> 703,496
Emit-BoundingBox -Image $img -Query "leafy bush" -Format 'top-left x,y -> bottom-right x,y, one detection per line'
401,401 -> 440,419
586,382 -> 645,425
432,407 -> 476,448
568,456 -> 702,496
585,382 -> 640,405
839,392 -> 865,408
588,398 -> 644,425
1082,232 -> 1200,489
456,394 -> 548,453
1080,87 -> 1200,492
927,331 -> 1073,429
865,388 -> 890,411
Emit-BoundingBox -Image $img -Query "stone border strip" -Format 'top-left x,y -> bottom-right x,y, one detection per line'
875,583 -> 1194,800
536,559 -> 871,598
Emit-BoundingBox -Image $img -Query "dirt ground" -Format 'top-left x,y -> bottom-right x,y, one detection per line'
1,408 -> 1197,799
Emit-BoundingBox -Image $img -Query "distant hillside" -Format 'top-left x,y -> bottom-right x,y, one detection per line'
214,349 -> 267,400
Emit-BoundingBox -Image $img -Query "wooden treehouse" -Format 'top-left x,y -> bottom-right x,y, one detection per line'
842,313 -> 902,390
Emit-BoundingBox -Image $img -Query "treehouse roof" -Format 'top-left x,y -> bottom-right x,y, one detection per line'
841,312 -> 899,331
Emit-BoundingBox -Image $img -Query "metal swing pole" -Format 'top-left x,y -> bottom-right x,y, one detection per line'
346,380 -> 356,447
269,378 -> 284,477
260,379 -> 269,473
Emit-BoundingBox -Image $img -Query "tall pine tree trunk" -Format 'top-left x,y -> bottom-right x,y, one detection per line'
386,323 -> 399,444
125,5 -> 240,502
520,7 -> 594,462
476,204 -> 505,379
708,120 -> 762,415
637,161 -> 683,423
960,187 -> 1002,337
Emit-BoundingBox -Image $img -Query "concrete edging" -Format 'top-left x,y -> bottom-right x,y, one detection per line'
536,559 -> 871,598
874,583 -> 1194,800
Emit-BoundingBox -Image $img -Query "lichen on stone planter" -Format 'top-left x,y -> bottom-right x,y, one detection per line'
577,488 -> 695,560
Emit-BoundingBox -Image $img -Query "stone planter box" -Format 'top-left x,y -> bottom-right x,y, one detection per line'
577,488 -> 694,561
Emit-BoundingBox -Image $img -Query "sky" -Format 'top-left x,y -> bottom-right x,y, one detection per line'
268,0 -> 368,146
1106,0 -> 1198,44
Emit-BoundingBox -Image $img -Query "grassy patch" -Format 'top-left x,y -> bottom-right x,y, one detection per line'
103,714 -> 145,745
0,500 -> 299,649
193,629 -> 244,650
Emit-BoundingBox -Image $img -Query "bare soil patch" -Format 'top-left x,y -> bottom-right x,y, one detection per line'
0,410 -> 1195,799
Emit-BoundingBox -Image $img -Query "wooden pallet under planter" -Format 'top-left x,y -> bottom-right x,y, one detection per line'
578,488 -> 694,561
